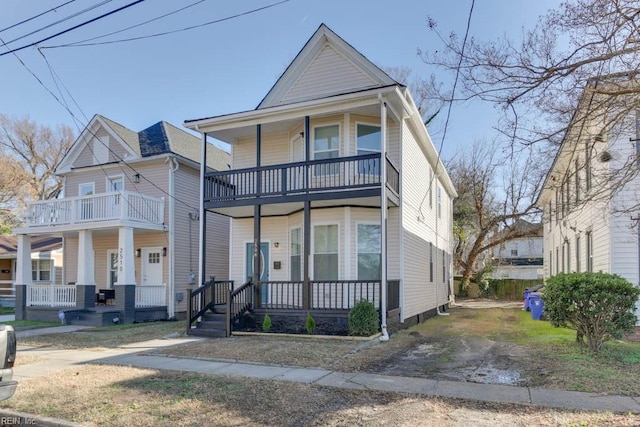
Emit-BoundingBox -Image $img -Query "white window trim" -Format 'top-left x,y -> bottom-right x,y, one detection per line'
79,182 -> 95,197
311,222 -> 340,280
312,123 -> 341,160
355,121 -> 381,156
107,249 -> 118,288
31,258 -> 53,282
289,227 -> 303,281
106,174 -> 125,193
355,221 -> 381,280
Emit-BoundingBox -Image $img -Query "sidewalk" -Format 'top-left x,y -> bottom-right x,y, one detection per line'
15,329 -> 640,415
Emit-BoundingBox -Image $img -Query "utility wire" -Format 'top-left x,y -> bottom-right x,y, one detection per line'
63,0 -> 207,46
0,0 -> 77,34
0,0 -> 145,57
418,0 -> 475,216
41,0 -> 290,49
3,0 -> 114,46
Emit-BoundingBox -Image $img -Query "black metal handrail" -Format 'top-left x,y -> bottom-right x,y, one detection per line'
226,279 -> 254,336
187,279 -> 233,334
204,153 -> 397,202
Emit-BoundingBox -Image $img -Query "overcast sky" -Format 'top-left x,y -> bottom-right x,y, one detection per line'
0,0 -> 558,159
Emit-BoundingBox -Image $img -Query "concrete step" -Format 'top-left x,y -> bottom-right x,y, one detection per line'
188,327 -> 227,338
199,320 -> 226,330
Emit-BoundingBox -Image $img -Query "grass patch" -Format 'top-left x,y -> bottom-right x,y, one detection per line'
0,307 -> 14,315
18,321 -> 185,349
3,364 -> 638,426
8,320 -> 60,331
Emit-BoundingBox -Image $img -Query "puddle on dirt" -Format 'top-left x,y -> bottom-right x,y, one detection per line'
404,343 -> 447,360
460,365 -> 522,385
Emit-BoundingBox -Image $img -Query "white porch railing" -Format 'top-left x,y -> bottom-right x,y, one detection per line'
27,284 -> 76,307
135,284 -> 167,308
25,191 -> 164,227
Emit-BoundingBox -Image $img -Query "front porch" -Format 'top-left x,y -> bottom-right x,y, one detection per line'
187,279 -> 400,337
18,283 -> 169,326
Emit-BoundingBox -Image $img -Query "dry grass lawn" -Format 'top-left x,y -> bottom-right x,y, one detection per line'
3,365 -> 638,427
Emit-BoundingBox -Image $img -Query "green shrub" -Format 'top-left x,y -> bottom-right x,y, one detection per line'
348,299 -> 379,336
305,312 -> 316,334
261,313 -> 272,332
543,272 -> 640,353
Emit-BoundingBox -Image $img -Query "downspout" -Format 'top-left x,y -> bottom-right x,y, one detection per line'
379,96 -> 389,341
166,156 -> 179,318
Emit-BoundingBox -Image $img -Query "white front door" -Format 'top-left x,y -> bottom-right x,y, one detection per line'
141,248 -> 163,285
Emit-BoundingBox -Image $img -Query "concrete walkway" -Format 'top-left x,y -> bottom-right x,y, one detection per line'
14,328 -> 640,417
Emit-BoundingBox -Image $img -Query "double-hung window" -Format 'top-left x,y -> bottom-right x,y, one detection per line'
357,224 -> 381,280
313,125 -> 340,176
356,124 -> 381,175
290,228 -> 302,281
313,224 -> 338,280
32,259 -> 52,281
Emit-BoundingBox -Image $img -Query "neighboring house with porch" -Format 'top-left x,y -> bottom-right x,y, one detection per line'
185,24 -> 457,337
490,220 -> 544,280
14,115 -> 230,325
535,75 -> 640,324
0,236 -> 63,305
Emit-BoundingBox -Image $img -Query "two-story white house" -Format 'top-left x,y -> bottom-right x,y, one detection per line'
185,24 -> 457,337
535,75 -> 640,326
491,220 -> 544,280
14,115 -> 230,325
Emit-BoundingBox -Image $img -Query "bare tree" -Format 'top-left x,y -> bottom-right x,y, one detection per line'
383,66 -> 445,125
447,140 -> 543,288
0,114 -> 74,228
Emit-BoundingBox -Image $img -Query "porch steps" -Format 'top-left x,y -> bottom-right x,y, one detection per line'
189,306 -> 228,338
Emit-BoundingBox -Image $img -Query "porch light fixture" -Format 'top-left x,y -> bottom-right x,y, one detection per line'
162,247 -> 167,256
133,173 -> 140,183
273,242 -> 279,248
135,248 -> 141,257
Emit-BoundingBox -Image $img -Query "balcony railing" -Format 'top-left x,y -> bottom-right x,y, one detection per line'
204,153 -> 400,203
25,191 -> 164,228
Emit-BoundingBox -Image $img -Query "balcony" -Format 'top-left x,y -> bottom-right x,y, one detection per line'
204,153 -> 400,209
24,191 -> 165,230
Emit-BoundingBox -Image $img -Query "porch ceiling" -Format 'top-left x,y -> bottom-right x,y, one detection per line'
207,195 -> 385,218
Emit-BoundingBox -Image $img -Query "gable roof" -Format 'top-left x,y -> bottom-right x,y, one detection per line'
57,115 -> 230,174
257,24 -> 399,109
0,236 -> 62,257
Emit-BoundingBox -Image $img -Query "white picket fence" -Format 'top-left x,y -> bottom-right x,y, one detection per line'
135,284 -> 167,308
27,284 -> 76,307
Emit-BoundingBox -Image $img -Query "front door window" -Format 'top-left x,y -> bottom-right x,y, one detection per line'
79,183 -> 94,220
357,124 -> 381,175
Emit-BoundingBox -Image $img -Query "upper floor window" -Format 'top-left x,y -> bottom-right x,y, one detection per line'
574,159 -> 580,203
429,169 -> 433,209
510,249 -> 518,257
437,186 -> 442,218
357,124 -> 381,175
585,141 -> 592,191
586,231 -> 593,272
313,125 -> 340,175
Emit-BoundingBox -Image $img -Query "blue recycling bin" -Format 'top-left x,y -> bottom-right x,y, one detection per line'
529,292 -> 544,320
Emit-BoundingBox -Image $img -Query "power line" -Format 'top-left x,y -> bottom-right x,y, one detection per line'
0,0 -> 146,58
41,0 -> 290,49
3,0 -> 115,46
0,0 -> 77,34
418,0 -> 475,216
63,0 -> 207,47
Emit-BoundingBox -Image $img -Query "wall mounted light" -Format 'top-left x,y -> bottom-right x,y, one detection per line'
135,248 -> 141,257
133,173 -> 140,183
162,247 -> 167,256
273,242 -> 279,248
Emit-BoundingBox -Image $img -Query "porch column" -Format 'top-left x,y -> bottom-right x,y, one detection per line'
253,124 -> 262,306
379,101 -> 389,340
76,229 -> 96,310
303,200 -> 311,310
198,132 -> 207,285
115,226 -> 136,324
14,234 -> 31,321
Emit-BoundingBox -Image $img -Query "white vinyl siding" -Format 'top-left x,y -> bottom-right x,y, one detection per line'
281,43 -> 376,105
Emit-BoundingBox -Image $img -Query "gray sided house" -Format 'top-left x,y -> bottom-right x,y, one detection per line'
14,115 -> 230,326
185,24 -> 458,337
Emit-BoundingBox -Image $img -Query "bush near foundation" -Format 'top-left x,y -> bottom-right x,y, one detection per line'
543,272 -> 639,352
348,299 -> 379,336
